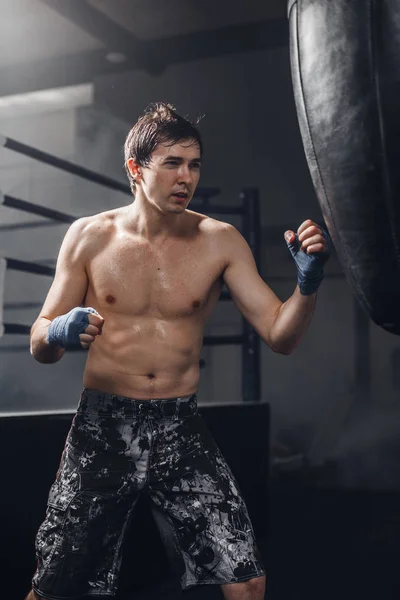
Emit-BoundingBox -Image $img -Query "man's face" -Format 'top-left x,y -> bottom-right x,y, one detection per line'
130,139 -> 202,214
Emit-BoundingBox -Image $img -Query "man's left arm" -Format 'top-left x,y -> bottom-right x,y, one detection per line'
222,220 -> 330,355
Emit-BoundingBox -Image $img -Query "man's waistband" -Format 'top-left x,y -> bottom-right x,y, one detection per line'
78,387 -> 198,419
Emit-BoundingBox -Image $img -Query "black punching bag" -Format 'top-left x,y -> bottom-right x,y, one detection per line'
288,0 -> 400,335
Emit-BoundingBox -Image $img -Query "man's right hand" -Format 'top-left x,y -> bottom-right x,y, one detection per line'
47,307 -> 105,349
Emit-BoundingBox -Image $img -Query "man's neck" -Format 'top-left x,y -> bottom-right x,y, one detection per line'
123,196 -> 186,241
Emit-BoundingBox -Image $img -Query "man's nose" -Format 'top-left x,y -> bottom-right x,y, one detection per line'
177,165 -> 191,184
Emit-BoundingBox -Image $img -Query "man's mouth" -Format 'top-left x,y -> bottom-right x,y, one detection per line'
172,192 -> 189,200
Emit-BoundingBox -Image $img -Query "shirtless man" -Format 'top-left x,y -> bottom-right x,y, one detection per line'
26,103 -> 329,600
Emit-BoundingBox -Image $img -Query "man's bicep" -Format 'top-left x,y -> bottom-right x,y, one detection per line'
37,219 -> 90,322
222,228 -> 282,331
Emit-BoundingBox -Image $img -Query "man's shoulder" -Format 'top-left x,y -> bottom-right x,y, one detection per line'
186,210 -> 236,237
65,208 -> 121,259
72,207 -> 121,236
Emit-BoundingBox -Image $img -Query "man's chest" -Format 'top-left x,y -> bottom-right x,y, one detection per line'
86,240 -> 225,317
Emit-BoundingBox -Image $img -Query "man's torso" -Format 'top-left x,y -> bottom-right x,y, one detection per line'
81,207 -> 230,399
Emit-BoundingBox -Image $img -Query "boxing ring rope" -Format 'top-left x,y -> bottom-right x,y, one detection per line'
5,258 -> 55,277
1,193 -> 75,224
0,135 -> 262,401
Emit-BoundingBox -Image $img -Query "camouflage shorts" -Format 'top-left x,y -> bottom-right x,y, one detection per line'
33,387 -> 265,599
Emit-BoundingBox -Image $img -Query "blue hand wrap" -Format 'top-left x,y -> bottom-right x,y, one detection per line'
47,307 -> 99,348
285,228 -> 331,295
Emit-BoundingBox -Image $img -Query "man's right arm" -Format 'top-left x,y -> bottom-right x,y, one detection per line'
30,317 -> 65,363
30,218 -> 91,364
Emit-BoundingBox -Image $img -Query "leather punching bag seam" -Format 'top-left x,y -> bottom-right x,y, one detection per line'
287,0 -> 297,19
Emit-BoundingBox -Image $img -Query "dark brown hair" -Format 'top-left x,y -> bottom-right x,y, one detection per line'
124,102 -> 203,193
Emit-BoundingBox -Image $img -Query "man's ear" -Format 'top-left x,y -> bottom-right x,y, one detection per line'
127,158 -> 141,182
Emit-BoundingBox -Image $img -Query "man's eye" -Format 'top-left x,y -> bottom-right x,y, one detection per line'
191,164 -> 201,169
165,161 -> 178,165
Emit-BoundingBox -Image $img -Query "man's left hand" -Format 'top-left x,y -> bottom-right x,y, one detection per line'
285,219 -> 328,254
284,219 -> 331,295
